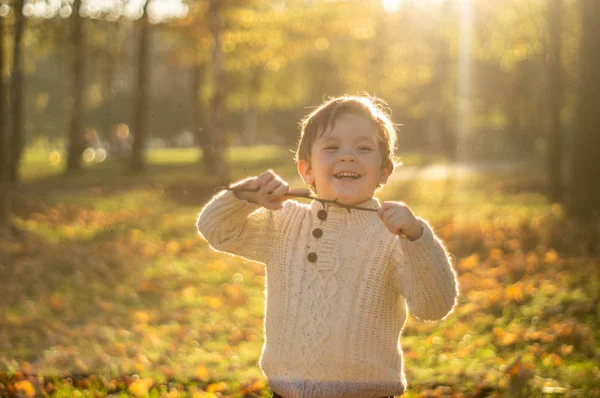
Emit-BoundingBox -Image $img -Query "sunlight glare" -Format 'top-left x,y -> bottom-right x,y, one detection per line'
381,0 -> 401,13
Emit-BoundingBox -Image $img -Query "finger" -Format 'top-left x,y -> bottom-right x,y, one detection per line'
232,176 -> 259,191
377,203 -> 392,217
261,177 -> 283,195
257,170 -> 275,185
270,182 -> 289,198
390,214 -> 404,233
257,174 -> 276,194
379,202 -> 392,211
382,207 -> 398,222
241,173 -> 264,190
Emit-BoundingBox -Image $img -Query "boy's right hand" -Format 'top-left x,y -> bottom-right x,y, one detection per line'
231,170 -> 297,210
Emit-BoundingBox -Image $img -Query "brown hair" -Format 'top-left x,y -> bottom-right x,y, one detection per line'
295,95 -> 398,170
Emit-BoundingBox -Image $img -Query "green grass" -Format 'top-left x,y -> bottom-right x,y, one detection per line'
19,146 -> 436,182
1,147 -> 599,397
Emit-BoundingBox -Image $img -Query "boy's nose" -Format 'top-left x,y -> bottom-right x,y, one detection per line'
339,151 -> 356,162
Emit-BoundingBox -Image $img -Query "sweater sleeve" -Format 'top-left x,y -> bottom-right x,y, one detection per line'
390,217 -> 458,321
196,189 -> 283,264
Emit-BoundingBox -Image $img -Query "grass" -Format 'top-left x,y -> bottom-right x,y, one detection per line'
1,147 -> 599,397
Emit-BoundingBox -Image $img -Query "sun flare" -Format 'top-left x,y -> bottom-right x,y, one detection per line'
381,0 -> 401,13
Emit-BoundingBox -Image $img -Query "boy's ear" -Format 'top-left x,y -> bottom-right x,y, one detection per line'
378,163 -> 393,186
297,159 -> 314,186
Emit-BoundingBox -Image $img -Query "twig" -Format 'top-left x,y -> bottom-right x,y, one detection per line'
217,186 -> 378,213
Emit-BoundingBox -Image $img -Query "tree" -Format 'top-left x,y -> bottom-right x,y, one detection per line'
131,0 -> 152,172
65,0 -> 86,173
9,0 -> 25,182
204,0 -> 228,181
567,0 -> 600,218
0,8 -> 10,231
546,0 -> 563,201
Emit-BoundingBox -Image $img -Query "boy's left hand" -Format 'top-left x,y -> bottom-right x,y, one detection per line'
377,201 -> 424,241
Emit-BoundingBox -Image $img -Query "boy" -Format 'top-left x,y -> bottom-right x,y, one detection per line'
197,95 -> 458,398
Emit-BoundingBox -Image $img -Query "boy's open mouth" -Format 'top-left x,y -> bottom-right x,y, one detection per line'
333,172 -> 361,180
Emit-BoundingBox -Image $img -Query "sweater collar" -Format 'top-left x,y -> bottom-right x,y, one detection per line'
311,197 -> 380,224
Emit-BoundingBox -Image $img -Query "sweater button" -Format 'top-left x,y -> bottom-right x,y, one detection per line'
307,252 -> 318,262
317,210 -> 328,220
312,228 -> 323,238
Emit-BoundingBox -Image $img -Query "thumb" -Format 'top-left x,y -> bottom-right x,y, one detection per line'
377,202 -> 390,218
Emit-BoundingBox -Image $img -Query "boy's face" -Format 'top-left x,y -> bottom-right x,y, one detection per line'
298,113 -> 392,206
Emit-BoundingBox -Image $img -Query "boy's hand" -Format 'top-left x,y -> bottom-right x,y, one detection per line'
377,201 -> 424,241
231,170 -> 298,210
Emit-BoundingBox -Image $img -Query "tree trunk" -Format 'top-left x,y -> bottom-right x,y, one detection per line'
567,0 -> 600,218
435,0 -> 455,161
243,67 -> 262,146
205,0 -> 229,182
191,59 -> 206,154
546,0 -> 563,202
66,0 -> 86,173
0,11 -> 11,231
100,20 -> 119,140
9,0 -> 25,183
505,62 -> 521,156
131,0 -> 151,173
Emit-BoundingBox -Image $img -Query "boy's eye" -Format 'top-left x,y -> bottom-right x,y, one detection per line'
358,146 -> 373,152
324,145 -> 338,151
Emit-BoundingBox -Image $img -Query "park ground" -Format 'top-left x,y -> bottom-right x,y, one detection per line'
0,147 -> 599,397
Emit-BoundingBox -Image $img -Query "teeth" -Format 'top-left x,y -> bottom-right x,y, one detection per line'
335,172 -> 360,179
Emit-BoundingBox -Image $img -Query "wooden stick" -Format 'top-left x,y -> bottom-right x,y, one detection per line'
218,186 -> 379,213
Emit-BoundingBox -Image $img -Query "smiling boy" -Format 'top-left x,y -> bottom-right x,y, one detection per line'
197,95 -> 459,398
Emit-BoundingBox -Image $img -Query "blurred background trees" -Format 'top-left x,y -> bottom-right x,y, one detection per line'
0,0 -> 598,228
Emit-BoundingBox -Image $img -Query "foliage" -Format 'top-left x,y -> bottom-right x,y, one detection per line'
0,0 -> 583,157
1,148 -> 599,397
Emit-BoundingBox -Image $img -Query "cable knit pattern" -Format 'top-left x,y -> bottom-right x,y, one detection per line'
197,190 -> 459,398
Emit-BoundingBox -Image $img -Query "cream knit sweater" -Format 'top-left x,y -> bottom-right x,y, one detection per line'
197,190 -> 458,398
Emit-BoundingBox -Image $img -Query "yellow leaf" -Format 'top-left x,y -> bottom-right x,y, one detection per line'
505,284 -> 524,303
128,378 -> 154,397
128,228 -> 144,241
206,297 -> 223,310
165,241 -> 180,254
543,353 -> 562,367
550,203 -> 564,217
137,280 -> 154,293
458,254 -> 479,270
196,365 -> 209,381
489,248 -> 503,261
182,239 -> 194,251
166,389 -> 179,398
194,392 -> 217,398
224,284 -> 247,306
133,311 -> 150,324
241,379 -> 267,394
14,380 -> 36,397
501,332 -> 519,346
95,297 -> 113,311
62,225 -> 76,238
544,249 -> 559,264
205,382 -> 228,393
5,311 -> 23,326
182,286 -> 195,300
50,293 -> 63,310
560,344 -> 574,355
505,356 -> 523,377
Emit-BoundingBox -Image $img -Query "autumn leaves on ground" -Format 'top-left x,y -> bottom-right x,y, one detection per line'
1,148 -> 599,397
